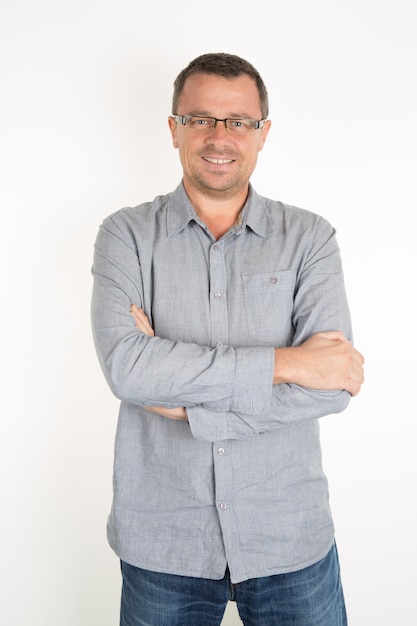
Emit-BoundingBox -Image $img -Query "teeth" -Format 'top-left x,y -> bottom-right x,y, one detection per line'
205,157 -> 233,164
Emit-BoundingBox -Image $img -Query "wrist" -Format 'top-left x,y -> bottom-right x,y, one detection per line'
273,347 -> 298,385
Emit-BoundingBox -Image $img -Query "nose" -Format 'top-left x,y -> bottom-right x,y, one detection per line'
213,118 -> 228,131
206,119 -> 230,142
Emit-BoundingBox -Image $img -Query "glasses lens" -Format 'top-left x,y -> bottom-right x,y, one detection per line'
188,117 -> 215,129
226,119 -> 253,133
183,116 -> 259,133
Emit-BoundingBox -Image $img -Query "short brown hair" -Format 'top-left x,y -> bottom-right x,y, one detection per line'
172,52 -> 269,119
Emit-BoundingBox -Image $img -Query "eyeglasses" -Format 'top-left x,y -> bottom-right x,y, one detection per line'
173,114 -> 265,134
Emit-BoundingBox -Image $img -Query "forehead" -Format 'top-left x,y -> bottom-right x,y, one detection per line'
177,73 -> 262,117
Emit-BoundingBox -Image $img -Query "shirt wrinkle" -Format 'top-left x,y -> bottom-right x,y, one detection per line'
91,182 -> 353,584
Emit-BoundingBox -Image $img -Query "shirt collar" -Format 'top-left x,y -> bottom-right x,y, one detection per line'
167,181 -> 273,238
241,185 -> 273,238
166,183 -> 199,237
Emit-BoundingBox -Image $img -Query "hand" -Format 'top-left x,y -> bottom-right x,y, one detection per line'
130,304 -> 188,421
130,304 -> 155,336
143,405 -> 188,421
274,331 -> 365,396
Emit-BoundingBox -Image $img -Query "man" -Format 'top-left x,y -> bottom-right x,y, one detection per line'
91,52 -> 364,625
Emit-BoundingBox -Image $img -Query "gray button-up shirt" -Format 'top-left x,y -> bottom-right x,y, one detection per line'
91,182 -> 353,584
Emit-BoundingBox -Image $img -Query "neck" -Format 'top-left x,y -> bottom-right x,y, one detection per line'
183,180 -> 248,239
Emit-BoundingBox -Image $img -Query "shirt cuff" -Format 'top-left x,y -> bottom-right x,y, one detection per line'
231,346 -> 275,414
187,405 -> 233,442
187,347 -> 274,441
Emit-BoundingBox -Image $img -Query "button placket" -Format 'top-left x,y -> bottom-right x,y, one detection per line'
209,240 -> 228,347
213,440 -> 229,514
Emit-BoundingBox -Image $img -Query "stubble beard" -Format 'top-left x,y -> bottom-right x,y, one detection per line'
188,161 -> 247,200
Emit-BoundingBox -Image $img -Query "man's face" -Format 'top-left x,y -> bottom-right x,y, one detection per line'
168,73 -> 271,200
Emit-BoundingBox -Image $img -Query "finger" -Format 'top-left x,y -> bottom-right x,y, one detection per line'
346,376 -> 363,396
130,305 -> 155,336
316,330 -> 349,343
130,304 -> 144,323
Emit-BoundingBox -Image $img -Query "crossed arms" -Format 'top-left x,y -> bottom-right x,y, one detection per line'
130,305 -> 364,423
92,208 -> 364,440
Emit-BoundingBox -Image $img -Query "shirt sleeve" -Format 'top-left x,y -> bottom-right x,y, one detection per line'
187,217 -> 354,441
187,387 -> 350,441
91,213 -> 274,414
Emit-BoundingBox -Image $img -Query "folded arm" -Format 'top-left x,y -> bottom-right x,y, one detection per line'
92,211 -> 364,439
91,217 -> 274,416
130,305 -> 364,430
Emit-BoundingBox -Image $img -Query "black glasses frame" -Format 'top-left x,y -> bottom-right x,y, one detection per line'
173,115 -> 265,130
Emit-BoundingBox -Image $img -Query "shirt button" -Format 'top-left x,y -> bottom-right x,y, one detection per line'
214,292 -> 222,300
220,502 -> 227,511
270,276 -> 278,284
217,447 -> 225,455
216,341 -> 223,347
213,244 -> 219,251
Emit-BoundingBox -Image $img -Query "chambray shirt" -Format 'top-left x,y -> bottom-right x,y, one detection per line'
91,182 -> 353,584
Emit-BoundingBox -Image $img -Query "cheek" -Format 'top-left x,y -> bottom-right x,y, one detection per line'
178,137 -> 200,161
243,144 -> 261,165
172,130 -> 180,149
177,143 -> 194,170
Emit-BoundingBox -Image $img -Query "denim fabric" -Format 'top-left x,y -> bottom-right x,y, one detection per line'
120,543 -> 347,626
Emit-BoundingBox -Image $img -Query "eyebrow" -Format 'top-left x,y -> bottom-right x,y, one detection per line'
187,111 -> 258,119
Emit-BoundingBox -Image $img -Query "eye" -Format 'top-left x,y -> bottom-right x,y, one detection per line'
230,120 -> 245,128
192,117 -> 210,126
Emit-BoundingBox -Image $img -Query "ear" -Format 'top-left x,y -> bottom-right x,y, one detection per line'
258,119 -> 272,152
168,116 -> 179,148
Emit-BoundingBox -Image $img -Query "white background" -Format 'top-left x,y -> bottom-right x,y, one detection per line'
1,1 -> 416,624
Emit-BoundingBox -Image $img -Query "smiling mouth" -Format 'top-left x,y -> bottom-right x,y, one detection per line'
203,157 -> 234,164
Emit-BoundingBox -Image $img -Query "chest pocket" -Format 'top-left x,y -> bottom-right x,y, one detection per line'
242,270 -> 296,344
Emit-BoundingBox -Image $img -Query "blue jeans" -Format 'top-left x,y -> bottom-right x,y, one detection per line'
120,543 -> 347,625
